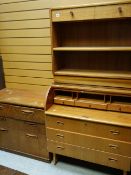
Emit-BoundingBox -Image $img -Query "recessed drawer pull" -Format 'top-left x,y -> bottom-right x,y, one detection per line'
21,109 -> 34,114
57,121 -> 64,125
56,134 -> 64,138
110,130 -> 120,135
108,157 -> 118,162
109,144 -> 118,149
57,146 -> 64,150
118,6 -> 123,13
0,128 -> 8,132
26,133 -> 38,139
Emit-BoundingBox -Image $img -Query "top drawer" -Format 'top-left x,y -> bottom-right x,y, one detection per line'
2,104 -> 45,124
52,3 -> 131,22
46,115 -> 131,142
95,3 -> 131,19
52,7 -> 94,22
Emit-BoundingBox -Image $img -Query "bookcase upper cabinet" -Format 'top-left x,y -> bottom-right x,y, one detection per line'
51,1 -> 131,89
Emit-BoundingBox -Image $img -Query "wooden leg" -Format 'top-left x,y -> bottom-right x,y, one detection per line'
123,171 -> 127,175
53,153 -> 57,165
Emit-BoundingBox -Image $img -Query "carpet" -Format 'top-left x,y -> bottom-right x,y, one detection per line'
0,165 -> 28,175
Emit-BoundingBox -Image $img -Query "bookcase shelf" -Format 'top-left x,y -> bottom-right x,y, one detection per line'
53,47 -> 131,51
55,69 -> 131,80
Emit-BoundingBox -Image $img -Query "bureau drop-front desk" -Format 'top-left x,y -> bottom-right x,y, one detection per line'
0,88 -> 50,161
45,1 -> 131,175
45,85 -> 131,175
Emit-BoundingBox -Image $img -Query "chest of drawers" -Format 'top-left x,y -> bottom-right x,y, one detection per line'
0,88 -> 50,161
45,104 -> 131,175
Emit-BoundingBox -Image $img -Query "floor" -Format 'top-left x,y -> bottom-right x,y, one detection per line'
0,150 -> 126,175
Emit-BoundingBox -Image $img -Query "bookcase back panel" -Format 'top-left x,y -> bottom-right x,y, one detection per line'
53,19 -> 131,47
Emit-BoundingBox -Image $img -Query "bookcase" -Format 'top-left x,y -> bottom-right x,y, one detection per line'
45,1 -> 131,175
52,3 -> 131,88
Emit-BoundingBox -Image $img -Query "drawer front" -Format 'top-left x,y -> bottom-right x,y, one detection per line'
6,104 -> 45,124
75,100 -> 107,110
52,7 -> 94,22
0,117 -> 9,148
48,140 -> 130,171
47,128 -> 131,157
54,96 -> 75,106
0,103 -> 8,117
46,115 -> 131,142
95,3 -> 131,19
19,121 -> 49,159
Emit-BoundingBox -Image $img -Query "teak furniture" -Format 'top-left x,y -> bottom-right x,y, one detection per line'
45,1 -> 131,175
0,88 -> 50,161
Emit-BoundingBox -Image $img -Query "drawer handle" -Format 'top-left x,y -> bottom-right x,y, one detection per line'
108,157 -> 118,162
70,11 -> 74,17
109,144 -> 118,149
110,130 -> 120,135
57,121 -> 64,125
118,7 -> 123,13
26,133 -> 38,139
25,121 -> 37,126
0,128 -> 8,132
0,105 -> 3,110
21,109 -> 34,114
0,117 -> 6,121
56,134 -> 64,138
57,146 -> 64,150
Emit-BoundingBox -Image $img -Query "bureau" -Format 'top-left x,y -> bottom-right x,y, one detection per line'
45,1 -> 131,174
45,103 -> 131,175
0,88 -> 50,161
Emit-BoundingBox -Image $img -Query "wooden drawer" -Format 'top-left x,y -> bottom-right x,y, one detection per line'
6,104 -> 45,124
46,115 -> 131,142
19,121 -> 48,159
47,128 -> 131,157
0,103 -> 8,117
95,3 -> 131,19
108,103 -> 131,113
0,118 -> 49,160
0,117 -> 9,148
0,118 -> 19,150
52,7 -> 94,22
75,99 -> 107,110
48,140 -> 130,171
54,96 -> 75,106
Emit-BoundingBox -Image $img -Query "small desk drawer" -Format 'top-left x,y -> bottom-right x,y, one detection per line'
75,99 -> 107,110
6,104 -> 45,124
52,7 -> 94,22
95,3 -> 131,19
46,115 -> 131,142
54,96 -> 75,106
48,140 -> 130,171
47,128 -> 131,157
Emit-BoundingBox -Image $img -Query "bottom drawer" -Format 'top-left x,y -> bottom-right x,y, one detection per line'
47,140 -> 130,171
